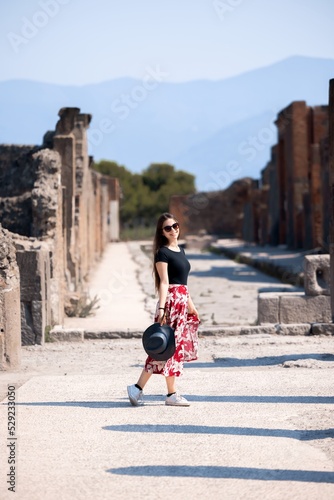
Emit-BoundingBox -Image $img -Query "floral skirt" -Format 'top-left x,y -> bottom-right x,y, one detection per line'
144,284 -> 200,377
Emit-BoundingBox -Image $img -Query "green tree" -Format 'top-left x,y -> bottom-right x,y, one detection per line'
142,163 -> 195,215
92,160 -> 196,236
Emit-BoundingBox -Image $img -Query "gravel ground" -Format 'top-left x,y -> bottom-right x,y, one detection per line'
1,333 -> 333,466
0,242 -> 333,499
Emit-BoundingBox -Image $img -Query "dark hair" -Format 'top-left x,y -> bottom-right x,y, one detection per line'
153,212 -> 178,291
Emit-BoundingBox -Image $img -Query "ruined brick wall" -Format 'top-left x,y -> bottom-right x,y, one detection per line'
308,107 -> 329,249
0,107 -> 120,352
320,137 -> 330,250
170,178 -> 254,238
274,102 -> 328,250
0,145 -> 40,236
242,180 -> 261,243
51,108 -> 120,292
262,146 -> 280,245
276,102 -> 309,249
171,101 -> 328,251
0,145 -> 64,343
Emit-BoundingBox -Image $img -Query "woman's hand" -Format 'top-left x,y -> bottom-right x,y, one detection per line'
188,304 -> 200,320
158,310 -> 167,325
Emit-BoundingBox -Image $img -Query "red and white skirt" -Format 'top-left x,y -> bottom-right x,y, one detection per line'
144,284 -> 200,377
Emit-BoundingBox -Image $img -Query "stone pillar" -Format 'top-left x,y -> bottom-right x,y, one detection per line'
73,113 -> 92,286
329,79 -> 334,321
0,227 -> 21,370
31,149 -> 65,326
276,102 -> 309,249
320,137 -> 330,251
309,144 -> 323,248
16,245 -> 51,345
268,146 -> 280,245
54,132 -> 76,289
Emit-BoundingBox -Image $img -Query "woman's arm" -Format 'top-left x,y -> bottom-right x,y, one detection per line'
156,261 -> 169,325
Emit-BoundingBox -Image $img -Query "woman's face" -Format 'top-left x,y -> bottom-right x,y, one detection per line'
162,218 -> 179,243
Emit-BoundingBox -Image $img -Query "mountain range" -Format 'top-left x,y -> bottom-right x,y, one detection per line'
0,56 -> 333,191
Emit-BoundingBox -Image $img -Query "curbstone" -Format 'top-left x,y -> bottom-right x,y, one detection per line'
279,294 -> 331,323
84,330 -> 142,339
49,328 -> 84,342
258,293 -> 279,324
311,323 -> 334,336
275,323 -> 311,336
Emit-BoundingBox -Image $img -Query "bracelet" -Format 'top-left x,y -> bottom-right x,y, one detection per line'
159,307 -> 165,310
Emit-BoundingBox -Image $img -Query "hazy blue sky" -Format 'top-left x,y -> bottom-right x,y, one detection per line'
1,0 -> 334,85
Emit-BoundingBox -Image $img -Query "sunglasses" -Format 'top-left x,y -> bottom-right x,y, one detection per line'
163,222 -> 179,233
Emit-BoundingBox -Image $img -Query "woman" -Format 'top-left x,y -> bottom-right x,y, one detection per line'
127,212 -> 200,407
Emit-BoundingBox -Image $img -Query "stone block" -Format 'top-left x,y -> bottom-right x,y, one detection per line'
49,327 -> 84,342
198,325 -> 277,336
275,324 -> 311,335
238,325 -> 277,335
258,293 -> 279,324
303,255 -> 330,296
311,323 -> 334,335
279,294 -> 331,323
17,248 -> 51,346
21,303 -> 36,345
21,300 -> 47,345
31,301 -> 46,344
84,330 -> 142,339
16,249 -> 50,302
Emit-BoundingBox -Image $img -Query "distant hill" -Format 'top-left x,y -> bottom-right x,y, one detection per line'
0,56 -> 333,191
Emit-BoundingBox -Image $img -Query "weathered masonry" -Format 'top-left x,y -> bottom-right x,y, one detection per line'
0,108 -> 120,369
171,100 -> 329,252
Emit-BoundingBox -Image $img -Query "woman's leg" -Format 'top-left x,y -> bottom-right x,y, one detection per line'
165,375 -> 189,406
128,369 -> 151,406
137,369 -> 152,390
165,375 -> 176,394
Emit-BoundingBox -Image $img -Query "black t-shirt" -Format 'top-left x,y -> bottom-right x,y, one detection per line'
155,246 -> 191,285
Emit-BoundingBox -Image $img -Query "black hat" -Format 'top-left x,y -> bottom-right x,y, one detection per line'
142,323 -> 175,361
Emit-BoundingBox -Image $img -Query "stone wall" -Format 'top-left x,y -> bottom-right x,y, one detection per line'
170,178 -> 254,238
265,101 -> 328,250
0,226 -> 21,369
172,100 -> 328,253
320,137 -> 330,250
0,108 -> 120,359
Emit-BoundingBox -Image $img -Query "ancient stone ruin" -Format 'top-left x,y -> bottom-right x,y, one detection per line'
0,226 -> 21,369
0,108 -> 120,369
171,100 -> 329,252
258,254 -> 331,329
171,95 -> 334,335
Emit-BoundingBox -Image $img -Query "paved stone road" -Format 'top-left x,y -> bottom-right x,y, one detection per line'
0,241 -> 333,499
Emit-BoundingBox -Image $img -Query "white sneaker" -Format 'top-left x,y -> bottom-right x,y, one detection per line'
127,385 -> 144,406
165,392 -> 190,406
